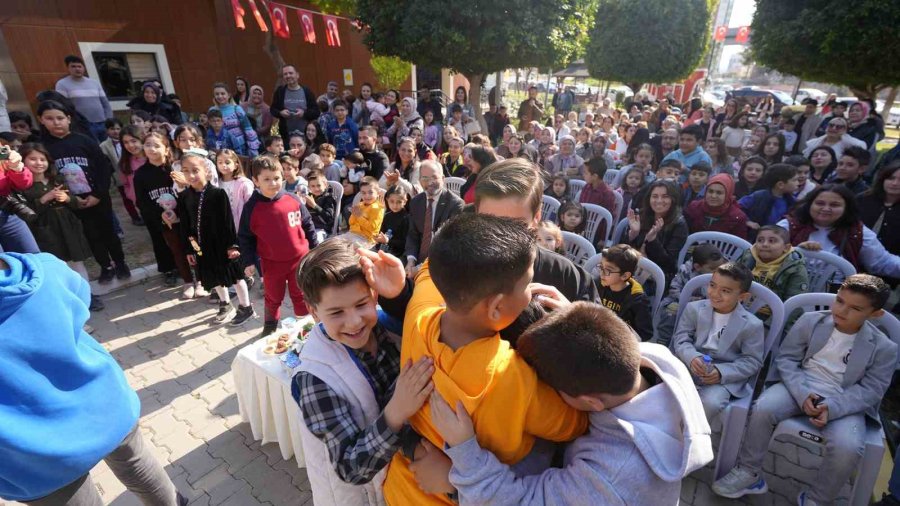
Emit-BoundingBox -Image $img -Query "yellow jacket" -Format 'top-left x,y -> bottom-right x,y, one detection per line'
348,200 -> 384,242
383,261 -> 588,505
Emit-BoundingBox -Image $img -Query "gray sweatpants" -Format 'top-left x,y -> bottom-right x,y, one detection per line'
24,424 -> 183,506
737,382 -> 866,503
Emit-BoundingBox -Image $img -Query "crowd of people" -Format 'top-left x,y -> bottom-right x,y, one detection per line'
1,53 -> 900,506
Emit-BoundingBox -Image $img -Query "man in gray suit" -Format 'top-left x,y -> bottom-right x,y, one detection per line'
404,160 -> 464,278
673,263 -> 765,423
713,274 -> 898,504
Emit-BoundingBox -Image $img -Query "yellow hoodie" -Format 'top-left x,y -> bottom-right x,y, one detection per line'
383,262 -> 588,505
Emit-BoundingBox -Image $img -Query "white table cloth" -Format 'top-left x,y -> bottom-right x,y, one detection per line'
232,336 -> 306,467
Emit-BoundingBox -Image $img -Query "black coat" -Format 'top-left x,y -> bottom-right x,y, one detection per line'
404,189 -> 465,261
270,84 -> 320,141
177,184 -> 243,289
127,97 -> 183,125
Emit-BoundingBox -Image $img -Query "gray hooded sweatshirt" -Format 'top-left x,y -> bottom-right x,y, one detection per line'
445,342 -> 713,505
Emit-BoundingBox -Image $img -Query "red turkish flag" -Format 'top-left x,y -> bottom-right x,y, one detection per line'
735,25 -> 751,43
324,15 -> 341,47
247,0 -> 268,32
230,0 -> 246,29
297,10 -> 317,44
714,25 -> 727,42
268,2 -> 290,38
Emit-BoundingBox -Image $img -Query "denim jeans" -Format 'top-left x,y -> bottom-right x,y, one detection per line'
23,424 -> 184,506
88,121 -> 107,143
0,210 -> 40,253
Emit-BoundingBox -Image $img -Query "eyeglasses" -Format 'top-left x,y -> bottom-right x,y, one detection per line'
599,267 -> 622,276
827,123 -> 847,130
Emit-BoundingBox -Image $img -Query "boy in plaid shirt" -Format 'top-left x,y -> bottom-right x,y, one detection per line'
291,238 -> 433,505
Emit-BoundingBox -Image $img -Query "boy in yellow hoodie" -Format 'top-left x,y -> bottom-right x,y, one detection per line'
360,213 -> 587,505
349,176 -> 384,243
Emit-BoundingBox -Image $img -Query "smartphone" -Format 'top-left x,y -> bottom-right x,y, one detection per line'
0,146 -> 9,160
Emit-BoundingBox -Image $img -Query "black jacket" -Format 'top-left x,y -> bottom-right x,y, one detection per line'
380,209 -> 410,258
308,189 -> 337,233
598,280 -> 654,341
42,132 -> 113,200
627,216 -> 689,285
126,97 -> 183,125
404,189 -> 465,262
133,162 -> 176,230
361,148 -> 390,181
270,84 -> 320,141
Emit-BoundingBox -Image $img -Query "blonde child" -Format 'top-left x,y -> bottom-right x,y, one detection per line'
18,143 -> 99,310
536,220 -> 564,254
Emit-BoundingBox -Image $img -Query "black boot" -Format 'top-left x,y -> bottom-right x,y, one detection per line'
259,320 -> 278,338
230,305 -> 257,326
214,301 -> 236,323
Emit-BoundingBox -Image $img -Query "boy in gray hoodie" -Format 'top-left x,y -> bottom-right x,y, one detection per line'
430,301 -> 713,505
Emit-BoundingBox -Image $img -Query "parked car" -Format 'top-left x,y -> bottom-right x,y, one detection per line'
726,87 -> 794,113
876,100 -> 900,127
795,88 -> 827,104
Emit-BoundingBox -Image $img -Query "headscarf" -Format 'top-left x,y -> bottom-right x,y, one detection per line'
400,97 -> 421,123
141,82 -> 162,102
849,101 -> 871,128
699,173 -> 735,217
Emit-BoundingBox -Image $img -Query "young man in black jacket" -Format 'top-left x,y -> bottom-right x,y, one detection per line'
358,125 -> 389,182
271,65 -> 320,142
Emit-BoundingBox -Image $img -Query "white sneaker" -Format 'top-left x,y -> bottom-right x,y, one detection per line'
193,283 -> 209,298
797,491 -> 820,506
712,465 -> 768,499
182,283 -> 196,299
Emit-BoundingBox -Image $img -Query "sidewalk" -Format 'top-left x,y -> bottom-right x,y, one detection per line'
3,276 -> 312,506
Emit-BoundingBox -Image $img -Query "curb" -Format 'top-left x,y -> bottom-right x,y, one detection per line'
90,264 -> 163,296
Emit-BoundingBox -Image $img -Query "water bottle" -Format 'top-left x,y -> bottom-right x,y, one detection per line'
380,229 -> 393,252
702,354 -> 714,375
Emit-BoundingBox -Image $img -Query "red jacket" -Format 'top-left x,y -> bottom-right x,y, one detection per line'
238,190 -> 319,264
683,199 -> 749,239
0,166 -> 32,196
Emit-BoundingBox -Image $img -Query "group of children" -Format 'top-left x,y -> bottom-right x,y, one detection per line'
286,154 -> 897,506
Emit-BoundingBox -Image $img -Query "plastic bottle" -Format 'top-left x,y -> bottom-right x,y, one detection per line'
380,229 -> 393,252
702,354 -> 714,375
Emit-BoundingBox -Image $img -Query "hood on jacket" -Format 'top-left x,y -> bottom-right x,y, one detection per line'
603,342 -> 713,482
0,253 -> 40,322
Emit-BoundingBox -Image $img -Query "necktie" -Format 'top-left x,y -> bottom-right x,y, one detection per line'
420,197 -> 434,260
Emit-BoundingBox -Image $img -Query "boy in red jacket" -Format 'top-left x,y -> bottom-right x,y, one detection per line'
239,155 -> 319,337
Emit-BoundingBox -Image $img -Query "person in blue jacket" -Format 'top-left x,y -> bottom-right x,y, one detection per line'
0,252 -> 185,505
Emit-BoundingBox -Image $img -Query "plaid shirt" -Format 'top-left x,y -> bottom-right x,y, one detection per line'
292,324 -> 404,485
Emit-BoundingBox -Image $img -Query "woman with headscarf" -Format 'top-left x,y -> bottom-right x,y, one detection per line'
243,85 -> 274,139
127,82 -> 182,125
847,101 -> 880,149
386,97 -> 423,146
683,173 -> 750,239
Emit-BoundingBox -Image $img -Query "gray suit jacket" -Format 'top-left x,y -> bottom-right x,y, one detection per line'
673,300 -> 765,397
774,311 -> 898,422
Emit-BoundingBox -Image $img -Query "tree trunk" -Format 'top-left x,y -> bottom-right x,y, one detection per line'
626,82 -> 644,95
464,72 -> 487,134
260,7 -> 286,87
881,86 -> 898,122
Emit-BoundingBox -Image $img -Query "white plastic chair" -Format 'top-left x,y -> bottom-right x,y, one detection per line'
541,195 -> 561,222
327,180 -> 344,236
603,168 -> 620,187
799,248 -> 856,292
567,179 -> 586,202
611,217 -> 630,245
561,231 -> 596,267
764,293 -> 900,506
676,231 -> 752,267
581,203 -> 613,248
445,176 -> 466,197
674,273 -> 786,481
610,191 -> 624,226
584,252 -> 666,316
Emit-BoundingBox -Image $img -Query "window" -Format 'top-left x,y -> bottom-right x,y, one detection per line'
77,43 -> 174,111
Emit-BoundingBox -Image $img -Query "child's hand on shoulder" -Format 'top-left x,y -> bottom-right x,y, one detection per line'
358,248 -> 406,298
430,392 -> 474,447
384,358 -> 434,432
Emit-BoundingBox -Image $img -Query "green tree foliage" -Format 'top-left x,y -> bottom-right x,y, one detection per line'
585,0 -> 712,93
310,0 -> 357,15
355,0 -> 595,118
750,0 -> 900,98
369,56 -> 413,90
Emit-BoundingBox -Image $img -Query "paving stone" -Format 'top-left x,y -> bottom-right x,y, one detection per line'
190,464 -> 247,506
207,431 -> 260,475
